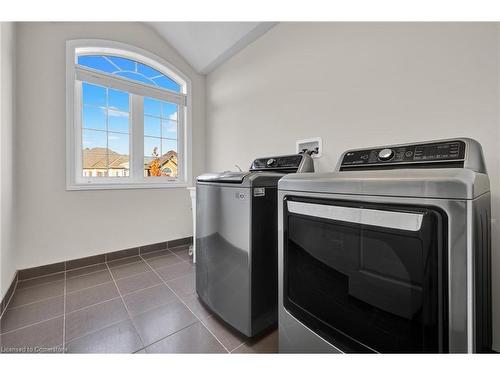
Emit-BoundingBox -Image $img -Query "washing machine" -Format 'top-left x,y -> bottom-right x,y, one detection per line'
196,153 -> 314,337
278,138 -> 492,353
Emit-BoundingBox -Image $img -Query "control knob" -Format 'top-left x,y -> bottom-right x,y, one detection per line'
378,148 -> 395,161
266,158 -> 276,167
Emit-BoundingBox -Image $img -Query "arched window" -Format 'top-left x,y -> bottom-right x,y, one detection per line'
66,40 -> 191,190
77,55 -> 181,92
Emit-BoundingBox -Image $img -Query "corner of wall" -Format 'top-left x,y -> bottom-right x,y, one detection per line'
0,21 -> 17,299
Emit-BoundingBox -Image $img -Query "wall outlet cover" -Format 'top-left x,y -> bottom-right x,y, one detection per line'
296,137 -> 322,158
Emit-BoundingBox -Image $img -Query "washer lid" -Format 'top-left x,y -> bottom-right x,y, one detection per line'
197,171 -> 249,183
278,168 -> 490,200
197,171 -> 287,188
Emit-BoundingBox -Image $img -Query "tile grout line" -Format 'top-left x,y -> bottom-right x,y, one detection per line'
107,257 -> 181,275
7,275 -> 118,311
17,270 -> 66,284
17,265 -> 104,289
107,259 -> 147,271
139,320 -> 201,353
17,247 -> 185,288
230,341 -> 246,353
117,281 -> 164,298
67,266 -> 110,278
17,253 -> 138,285
3,287 -> 136,337
140,247 -> 172,257
6,291 -> 65,311
1,252 -> 195,341
67,262 -> 167,295
169,251 -> 188,262
6,257 -> 189,309
16,277 -> 64,292
142,251 -> 182,263
65,281 -> 205,346
139,254 -> 231,353
65,282 -> 199,347
64,284 -> 186,347
104,261 -> 146,351
66,259 -> 151,282
68,267 -> 160,296
144,259 -> 186,272
5,259 -> 193,312
64,317 -> 130,347
68,281 -> 165,317
18,259 -> 106,284
0,314 -> 65,337
157,270 -> 196,284
66,268 -> 108,281
1,294 -> 122,337
67,296 -> 121,316
116,281 -> 165,299
71,280 -> 171,319
68,258 -> 156,287
16,248 -> 144,283
66,280 -> 116,297
168,249 -> 192,258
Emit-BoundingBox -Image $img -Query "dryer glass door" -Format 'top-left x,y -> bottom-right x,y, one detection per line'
283,197 -> 447,353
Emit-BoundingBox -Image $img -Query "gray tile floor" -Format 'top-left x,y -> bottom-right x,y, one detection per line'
0,246 -> 277,353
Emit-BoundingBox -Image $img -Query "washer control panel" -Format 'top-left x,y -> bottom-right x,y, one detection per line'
250,154 -> 304,171
340,140 -> 466,169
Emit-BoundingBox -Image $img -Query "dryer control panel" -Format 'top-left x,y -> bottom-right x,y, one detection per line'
340,140 -> 466,171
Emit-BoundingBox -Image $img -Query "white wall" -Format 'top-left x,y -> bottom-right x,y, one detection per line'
206,23 -> 500,350
0,22 -> 16,298
15,22 -> 205,269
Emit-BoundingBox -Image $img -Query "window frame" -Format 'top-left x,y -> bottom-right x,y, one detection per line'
66,39 -> 192,190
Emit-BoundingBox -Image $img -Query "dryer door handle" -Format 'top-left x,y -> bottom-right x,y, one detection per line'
287,201 -> 424,231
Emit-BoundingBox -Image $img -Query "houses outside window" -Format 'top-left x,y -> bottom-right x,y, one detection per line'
66,40 -> 191,190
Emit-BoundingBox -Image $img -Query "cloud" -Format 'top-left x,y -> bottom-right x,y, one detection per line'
168,112 -> 177,121
165,122 -> 177,132
108,109 -> 129,117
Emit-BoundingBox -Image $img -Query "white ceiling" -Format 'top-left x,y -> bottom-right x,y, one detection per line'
147,22 -> 277,74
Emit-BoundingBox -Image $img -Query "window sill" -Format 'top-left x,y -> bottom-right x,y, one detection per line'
66,181 -> 189,191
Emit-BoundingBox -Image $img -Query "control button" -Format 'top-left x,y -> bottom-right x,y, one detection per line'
378,148 -> 395,161
361,154 -> 369,160
405,151 -> 413,157
266,158 -> 276,167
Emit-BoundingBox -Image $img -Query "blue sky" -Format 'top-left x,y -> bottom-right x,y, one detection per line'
78,55 -> 181,92
80,55 -> 179,158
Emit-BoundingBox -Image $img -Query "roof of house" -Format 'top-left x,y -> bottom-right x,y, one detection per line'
83,148 -> 177,170
83,148 -> 129,169
144,150 -> 178,170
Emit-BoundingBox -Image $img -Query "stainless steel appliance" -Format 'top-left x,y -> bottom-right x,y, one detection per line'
278,138 -> 492,353
196,153 -> 314,337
